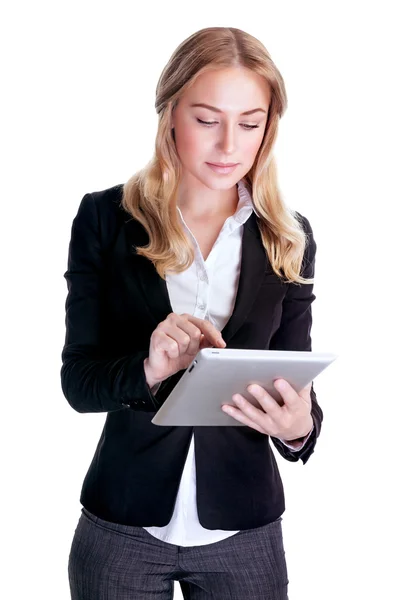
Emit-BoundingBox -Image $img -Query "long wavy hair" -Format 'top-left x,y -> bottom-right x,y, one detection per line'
122,26 -> 314,285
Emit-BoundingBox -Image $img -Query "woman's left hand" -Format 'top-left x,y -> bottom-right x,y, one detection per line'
222,378 -> 313,440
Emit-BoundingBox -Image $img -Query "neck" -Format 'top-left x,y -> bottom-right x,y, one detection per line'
176,177 -> 239,220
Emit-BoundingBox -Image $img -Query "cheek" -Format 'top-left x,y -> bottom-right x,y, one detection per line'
175,126 -> 206,160
244,135 -> 264,160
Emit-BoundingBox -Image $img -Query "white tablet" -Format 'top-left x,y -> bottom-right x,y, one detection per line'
151,348 -> 337,426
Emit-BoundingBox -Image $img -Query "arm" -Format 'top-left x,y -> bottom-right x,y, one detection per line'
60,192 -> 161,414
269,213 -> 323,465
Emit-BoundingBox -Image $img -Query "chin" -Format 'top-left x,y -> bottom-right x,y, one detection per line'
205,179 -> 237,190
198,171 -> 240,190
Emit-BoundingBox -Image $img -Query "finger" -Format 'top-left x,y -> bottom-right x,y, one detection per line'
161,320 -> 199,356
152,330 -> 181,359
246,384 -> 284,421
184,314 -> 226,348
199,334 -> 214,350
230,393 -> 274,432
298,381 -> 313,407
222,402 -> 268,435
299,381 -> 313,401
170,316 -> 206,355
273,379 -> 309,409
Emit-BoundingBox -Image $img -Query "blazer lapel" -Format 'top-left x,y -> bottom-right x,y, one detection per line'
124,216 -> 173,326
124,211 -> 276,344
220,212 -> 267,342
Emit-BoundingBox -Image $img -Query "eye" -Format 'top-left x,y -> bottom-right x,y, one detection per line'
196,118 -> 259,130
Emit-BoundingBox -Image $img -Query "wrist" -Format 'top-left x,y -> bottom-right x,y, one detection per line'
282,435 -> 306,446
143,358 -> 161,389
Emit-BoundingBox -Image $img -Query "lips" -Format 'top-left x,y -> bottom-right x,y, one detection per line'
206,162 -> 239,175
207,162 -> 238,167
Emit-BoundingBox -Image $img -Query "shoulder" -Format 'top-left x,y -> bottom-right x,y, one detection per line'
77,183 -> 125,219
87,183 -> 125,216
75,183 -> 127,249
293,210 -> 317,263
294,210 -> 313,236
89,182 -> 128,221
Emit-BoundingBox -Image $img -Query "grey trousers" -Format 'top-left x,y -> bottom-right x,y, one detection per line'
68,507 -> 289,599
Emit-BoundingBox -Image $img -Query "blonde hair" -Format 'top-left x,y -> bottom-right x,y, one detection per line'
122,26 -> 314,285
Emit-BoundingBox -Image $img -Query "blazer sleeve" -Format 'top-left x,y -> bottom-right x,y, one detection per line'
60,192 -> 161,414
269,213 -> 324,465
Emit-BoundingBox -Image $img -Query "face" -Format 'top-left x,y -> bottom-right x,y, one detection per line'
171,66 -> 271,191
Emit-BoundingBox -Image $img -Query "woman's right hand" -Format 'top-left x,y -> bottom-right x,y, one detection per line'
143,313 -> 226,387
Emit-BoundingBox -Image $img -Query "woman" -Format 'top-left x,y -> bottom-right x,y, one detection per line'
62,26 -> 323,600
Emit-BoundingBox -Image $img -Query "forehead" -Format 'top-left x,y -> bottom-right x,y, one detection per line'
182,67 -> 271,113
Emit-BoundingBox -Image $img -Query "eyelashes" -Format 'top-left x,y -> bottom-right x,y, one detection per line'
196,118 -> 259,130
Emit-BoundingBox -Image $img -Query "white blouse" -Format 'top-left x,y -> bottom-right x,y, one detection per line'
143,179 -> 311,546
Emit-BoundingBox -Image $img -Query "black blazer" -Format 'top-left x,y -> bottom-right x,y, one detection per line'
61,183 -> 323,530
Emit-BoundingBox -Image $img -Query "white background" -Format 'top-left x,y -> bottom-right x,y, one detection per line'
1,1 -> 412,598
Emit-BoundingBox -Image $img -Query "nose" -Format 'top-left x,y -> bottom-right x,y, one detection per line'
217,123 -> 236,155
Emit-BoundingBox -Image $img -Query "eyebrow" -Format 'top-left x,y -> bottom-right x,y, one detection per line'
190,103 -> 267,116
